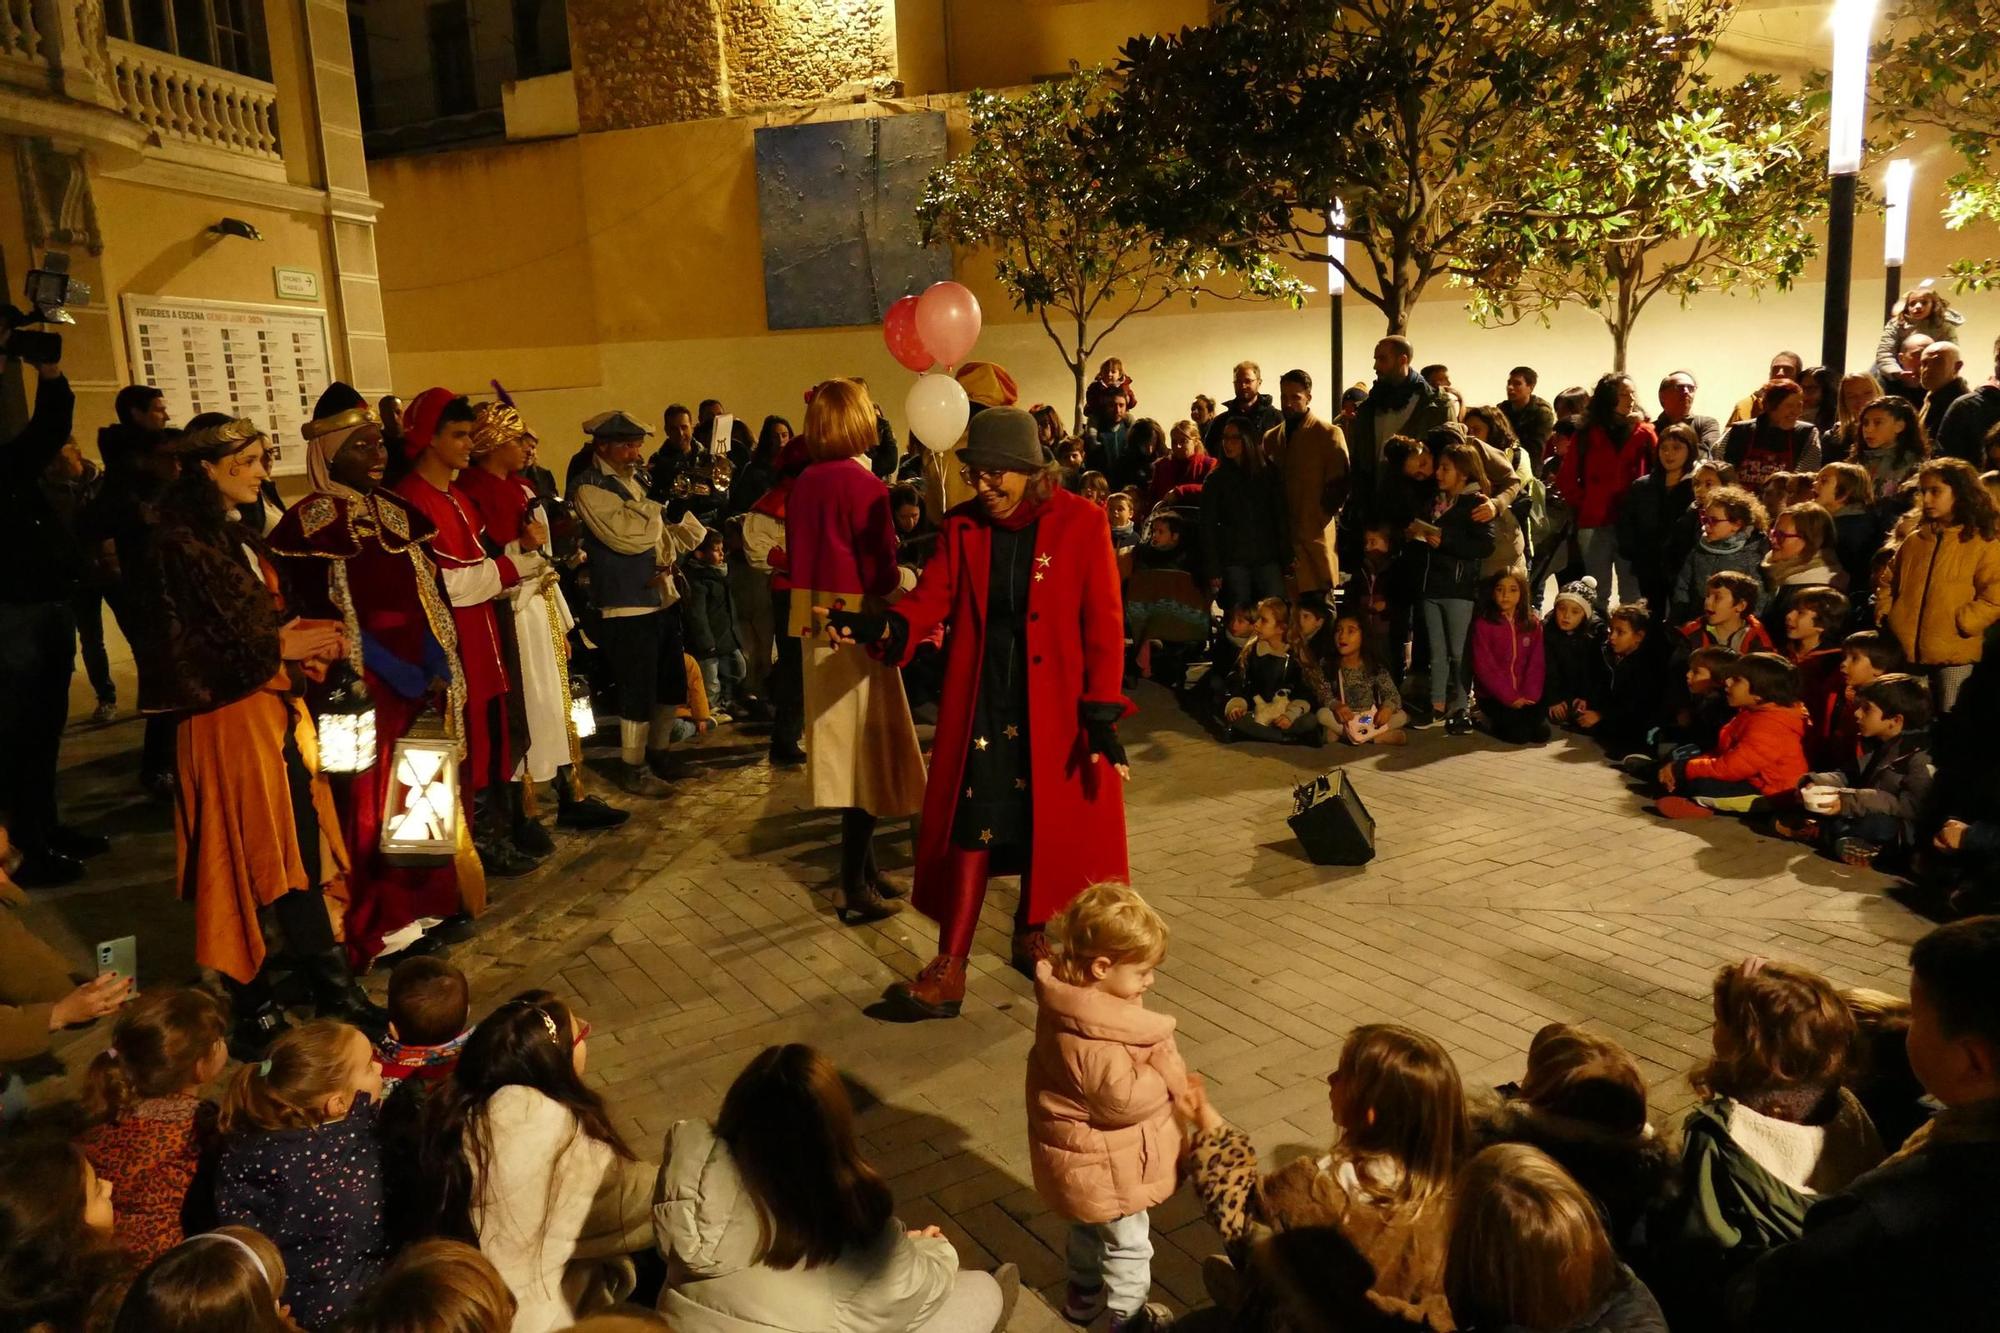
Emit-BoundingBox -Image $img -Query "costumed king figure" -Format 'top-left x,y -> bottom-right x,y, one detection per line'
457,399 -> 627,844
269,384 -> 475,969
393,388 -> 543,877
826,405 -> 1134,1020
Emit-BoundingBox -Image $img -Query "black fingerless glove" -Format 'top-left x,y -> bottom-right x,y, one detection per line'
826,607 -> 888,645
1084,717 -> 1127,768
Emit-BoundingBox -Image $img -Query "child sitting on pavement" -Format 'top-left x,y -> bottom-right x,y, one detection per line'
1577,602 -> 1671,757
1656,652 -> 1809,820
1542,578 -> 1607,730
1785,673 -> 1937,867
1221,597 -> 1317,744
1314,612 -> 1409,746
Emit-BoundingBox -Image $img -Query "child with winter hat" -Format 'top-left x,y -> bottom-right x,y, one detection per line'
1029,884 -> 1186,1333
1542,577 -> 1608,729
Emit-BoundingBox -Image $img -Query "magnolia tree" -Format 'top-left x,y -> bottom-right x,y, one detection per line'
918,70 -> 1309,431
1873,0 -> 2000,286
1090,0 -> 1664,335
1463,0 -> 1826,371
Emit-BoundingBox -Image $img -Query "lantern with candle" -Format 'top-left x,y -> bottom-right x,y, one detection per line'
314,663 -> 377,775
568,673 -> 597,741
379,711 -> 461,865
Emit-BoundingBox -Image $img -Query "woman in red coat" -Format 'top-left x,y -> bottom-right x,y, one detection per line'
828,406 -> 1134,1019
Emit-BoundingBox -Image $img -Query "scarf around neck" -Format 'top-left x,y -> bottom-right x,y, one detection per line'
1368,370 -> 1428,412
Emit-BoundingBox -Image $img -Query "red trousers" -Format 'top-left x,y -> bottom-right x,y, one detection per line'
936,844 -> 1036,958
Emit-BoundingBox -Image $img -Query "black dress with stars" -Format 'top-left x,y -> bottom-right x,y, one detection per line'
951,520 -> 1039,872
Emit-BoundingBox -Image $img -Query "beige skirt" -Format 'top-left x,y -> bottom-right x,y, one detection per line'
800,622 -> 927,817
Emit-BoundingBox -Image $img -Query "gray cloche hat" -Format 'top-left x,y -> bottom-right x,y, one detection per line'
588,410 -> 651,441
957,405 -> 1044,473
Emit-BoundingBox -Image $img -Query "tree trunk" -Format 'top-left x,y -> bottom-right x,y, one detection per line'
1072,311 -> 1089,435
1610,322 -> 1630,374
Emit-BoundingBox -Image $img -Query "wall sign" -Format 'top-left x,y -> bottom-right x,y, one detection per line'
121,295 -> 335,476
274,266 -> 320,300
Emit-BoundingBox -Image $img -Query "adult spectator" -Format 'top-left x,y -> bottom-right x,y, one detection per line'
647,404 -> 698,504
1874,284 -> 1964,392
659,1044 -> 1018,1333
1424,363 -> 1465,421
1500,365 -> 1557,460
40,439 -> 113,723
1145,420 -> 1215,514
1084,389 -> 1136,490
694,398 -> 756,470
1203,361 -> 1282,454
1721,380 -> 1821,492
1937,335 -> 2000,465
1262,369 -> 1349,595
1553,373 -> 1655,611
1200,418 -> 1289,605
0,346 -> 98,887
866,389 -> 901,481
1,827 -> 130,1108
378,394 -> 404,454
1801,365 -> 1841,437
1919,341 -> 1970,442
1337,384 -> 1367,431
1729,916 -> 2000,1332
1728,350 -> 1804,425
1890,333 -> 1934,407
1347,335 -> 1452,516
1821,372 -> 1881,463
1655,369 -> 1723,457
1188,393 -> 1217,433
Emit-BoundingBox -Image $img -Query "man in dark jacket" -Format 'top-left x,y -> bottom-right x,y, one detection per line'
1935,334 -> 2000,465
1202,360 -> 1282,455
1500,365 -> 1558,460
0,350 -> 98,885
1346,336 -> 1452,526
1730,916 -> 2000,1332
1917,340 -> 1968,443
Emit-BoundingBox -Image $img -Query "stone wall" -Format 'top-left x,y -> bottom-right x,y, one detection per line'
569,0 -> 896,133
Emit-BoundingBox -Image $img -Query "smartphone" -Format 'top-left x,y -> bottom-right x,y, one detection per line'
96,935 -> 137,982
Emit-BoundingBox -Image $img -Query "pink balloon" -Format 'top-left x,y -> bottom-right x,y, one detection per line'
882,295 -> 931,373
915,281 -> 982,369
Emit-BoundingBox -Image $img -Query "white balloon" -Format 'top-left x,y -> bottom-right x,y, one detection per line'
906,373 -> 970,454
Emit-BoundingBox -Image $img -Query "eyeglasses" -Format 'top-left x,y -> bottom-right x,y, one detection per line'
1773,528 -> 1803,544
1699,512 -> 1734,526
958,466 -> 1013,486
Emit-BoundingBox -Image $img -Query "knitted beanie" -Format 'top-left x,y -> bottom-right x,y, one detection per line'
1554,576 -> 1598,616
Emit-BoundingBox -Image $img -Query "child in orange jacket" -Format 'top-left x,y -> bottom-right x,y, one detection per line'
1657,652 -> 1809,819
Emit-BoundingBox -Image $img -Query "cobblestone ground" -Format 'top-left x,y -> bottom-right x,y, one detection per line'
27,682 -> 1931,1326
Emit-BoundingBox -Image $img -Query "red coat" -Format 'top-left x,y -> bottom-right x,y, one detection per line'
1555,421 -> 1655,529
890,488 -> 1133,922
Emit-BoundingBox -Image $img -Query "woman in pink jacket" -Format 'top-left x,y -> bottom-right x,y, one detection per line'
1027,885 -> 1185,1333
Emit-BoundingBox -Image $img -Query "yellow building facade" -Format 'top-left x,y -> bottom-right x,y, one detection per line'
0,0 -> 385,449
373,1 -> 2000,477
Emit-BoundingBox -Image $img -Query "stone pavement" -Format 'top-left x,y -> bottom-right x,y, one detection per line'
25,682 -> 1933,1326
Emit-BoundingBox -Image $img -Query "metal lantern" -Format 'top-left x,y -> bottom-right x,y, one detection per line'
314,664 -> 377,775
380,712 -> 461,866
567,674 -> 597,740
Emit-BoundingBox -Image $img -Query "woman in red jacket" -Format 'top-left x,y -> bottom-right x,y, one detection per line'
1554,374 -> 1656,613
827,406 -> 1134,1020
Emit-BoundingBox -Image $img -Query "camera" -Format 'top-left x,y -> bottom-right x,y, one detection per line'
0,251 -> 88,364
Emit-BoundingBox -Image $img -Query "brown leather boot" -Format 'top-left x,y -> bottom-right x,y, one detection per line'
1010,926 -> 1051,979
886,955 -> 967,1019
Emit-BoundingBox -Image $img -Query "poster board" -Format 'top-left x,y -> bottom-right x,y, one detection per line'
120,295 -> 335,477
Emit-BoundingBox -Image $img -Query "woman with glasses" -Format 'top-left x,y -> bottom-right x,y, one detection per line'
130,417 -> 381,1058
824,406 -> 1132,1021
786,379 -> 928,925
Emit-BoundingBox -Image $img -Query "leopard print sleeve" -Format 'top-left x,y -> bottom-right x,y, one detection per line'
1190,1123 -> 1262,1242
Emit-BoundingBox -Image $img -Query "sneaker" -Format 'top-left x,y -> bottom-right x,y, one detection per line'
1110,1304 -> 1175,1333
1655,796 -> 1715,820
1444,711 -> 1473,737
1062,1283 -> 1106,1325
1835,836 -> 1882,867
709,709 -> 733,725
1618,753 -> 1661,779
1771,815 -> 1823,843
89,700 -> 117,725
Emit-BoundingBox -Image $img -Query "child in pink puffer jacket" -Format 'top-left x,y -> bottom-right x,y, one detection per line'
1028,883 -> 1187,1333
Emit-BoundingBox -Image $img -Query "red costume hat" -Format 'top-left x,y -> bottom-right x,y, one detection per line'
400,386 -> 457,461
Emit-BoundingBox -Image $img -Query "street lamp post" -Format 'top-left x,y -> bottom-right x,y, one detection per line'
1821,0 -> 1879,378
1326,201 -> 1346,393
1882,158 -> 1913,321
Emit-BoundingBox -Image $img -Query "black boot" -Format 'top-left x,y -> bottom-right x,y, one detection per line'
473,789 -> 541,878
223,976 -> 292,1062
298,947 -> 389,1038
509,781 -> 556,857
554,765 -> 629,830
